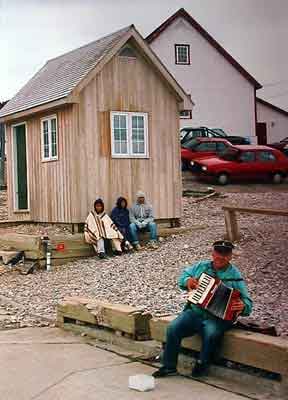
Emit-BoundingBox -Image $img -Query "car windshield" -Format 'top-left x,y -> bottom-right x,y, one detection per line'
210,128 -> 228,137
181,138 -> 199,150
180,129 -> 190,140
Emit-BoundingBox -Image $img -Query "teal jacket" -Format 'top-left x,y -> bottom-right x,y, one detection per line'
178,260 -> 253,318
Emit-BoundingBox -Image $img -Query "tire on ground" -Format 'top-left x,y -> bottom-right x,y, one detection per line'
217,172 -> 229,185
272,172 -> 284,184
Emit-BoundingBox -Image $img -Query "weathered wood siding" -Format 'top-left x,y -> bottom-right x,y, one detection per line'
6,46 -> 181,222
77,49 -> 181,220
6,105 -> 79,222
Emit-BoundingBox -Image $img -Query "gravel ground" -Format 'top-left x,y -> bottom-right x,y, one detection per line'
0,189 -> 287,336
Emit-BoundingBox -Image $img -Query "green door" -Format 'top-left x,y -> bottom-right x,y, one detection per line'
14,124 -> 28,210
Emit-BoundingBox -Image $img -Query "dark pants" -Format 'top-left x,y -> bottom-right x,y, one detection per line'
163,308 -> 232,369
118,226 -> 132,243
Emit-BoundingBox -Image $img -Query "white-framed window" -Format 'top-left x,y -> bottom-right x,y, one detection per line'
110,112 -> 149,158
41,115 -> 58,161
175,44 -> 190,65
180,110 -> 192,119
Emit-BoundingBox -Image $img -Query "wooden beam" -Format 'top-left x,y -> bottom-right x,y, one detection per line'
0,220 -> 34,227
150,316 -> 288,376
223,206 -> 288,217
0,233 -> 42,252
223,206 -> 288,242
57,297 -> 152,340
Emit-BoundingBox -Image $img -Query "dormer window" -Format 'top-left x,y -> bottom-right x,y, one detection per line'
175,44 -> 190,65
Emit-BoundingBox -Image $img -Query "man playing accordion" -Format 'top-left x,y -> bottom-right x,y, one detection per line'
153,240 -> 253,378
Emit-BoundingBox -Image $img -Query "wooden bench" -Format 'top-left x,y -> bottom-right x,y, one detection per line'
150,315 -> 288,385
57,298 -> 288,396
223,206 -> 288,242
71,218 -> 181,233
57,297 -> 152,340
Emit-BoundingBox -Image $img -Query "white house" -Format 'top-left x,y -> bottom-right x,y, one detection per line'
256,98 -> 288,144
146,8 -> 262,143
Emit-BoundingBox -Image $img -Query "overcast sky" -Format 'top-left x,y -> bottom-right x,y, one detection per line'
1,0 -> 288,110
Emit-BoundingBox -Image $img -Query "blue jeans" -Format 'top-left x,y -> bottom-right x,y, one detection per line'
129,222 -> 157,244
163,308 -> 232,369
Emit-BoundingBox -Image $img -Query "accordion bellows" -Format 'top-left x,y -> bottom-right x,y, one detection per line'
188,273 -> 240,321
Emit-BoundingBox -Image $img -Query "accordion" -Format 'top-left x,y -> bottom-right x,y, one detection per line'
187,273 -> 241,321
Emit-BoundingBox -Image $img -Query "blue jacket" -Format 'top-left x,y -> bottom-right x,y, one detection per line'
179,260 -> 253,318
111,197 -> 130,230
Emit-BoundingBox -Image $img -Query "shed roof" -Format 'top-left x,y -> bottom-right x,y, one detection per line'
0,24 -> 193,120
146,8 -> 262,90
0,26 -> 131,118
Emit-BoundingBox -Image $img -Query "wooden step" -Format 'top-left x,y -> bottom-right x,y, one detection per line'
150,315 -> 288,378
57,297 -> 152,340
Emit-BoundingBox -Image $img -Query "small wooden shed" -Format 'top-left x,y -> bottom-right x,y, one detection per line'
0,25 -> 193,224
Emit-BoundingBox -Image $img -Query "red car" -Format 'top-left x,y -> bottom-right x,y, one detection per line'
190,145 -> 288,184
181,137 -> 233,170
267,137 -> 288,156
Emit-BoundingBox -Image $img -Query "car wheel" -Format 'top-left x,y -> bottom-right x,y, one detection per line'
181,160 -> 189,171
272,172 -> 283,184
217,173 -> 229,185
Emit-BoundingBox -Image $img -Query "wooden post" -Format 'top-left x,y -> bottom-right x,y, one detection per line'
224,210 -> 239,242
71,223 -> 84,234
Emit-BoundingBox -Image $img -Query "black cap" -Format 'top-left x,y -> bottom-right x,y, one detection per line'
213,240 -> 234,254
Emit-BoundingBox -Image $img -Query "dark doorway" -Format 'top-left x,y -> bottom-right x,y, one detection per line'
13,124 -> 28,210
256,122 -> 267,145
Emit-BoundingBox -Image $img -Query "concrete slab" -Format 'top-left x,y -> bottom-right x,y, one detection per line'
0,327 -> 82,344
0,327 -> 250,400
0,328 -> 127,400
36,362 -> 246,400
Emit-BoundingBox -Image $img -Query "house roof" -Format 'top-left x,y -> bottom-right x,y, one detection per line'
146,8 -> 262,90
0,26 -> 132,118
256,97 -> 288,117
0,101 -> 7,110
0,24 -> 193,120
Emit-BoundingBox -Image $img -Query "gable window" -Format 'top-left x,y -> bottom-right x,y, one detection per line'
41,115 -> 58,161
180,110 -> 192,119
111,112 -> 148,158
175,44 -> 190,65
119,46 -> 137,59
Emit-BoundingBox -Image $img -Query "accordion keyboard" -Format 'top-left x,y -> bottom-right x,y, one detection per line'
188,273 -> 215,304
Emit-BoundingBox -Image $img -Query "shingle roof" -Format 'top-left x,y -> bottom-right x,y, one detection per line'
0,26 -> 131,118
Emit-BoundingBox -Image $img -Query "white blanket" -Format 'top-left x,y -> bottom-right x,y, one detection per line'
84,211 -> 123,244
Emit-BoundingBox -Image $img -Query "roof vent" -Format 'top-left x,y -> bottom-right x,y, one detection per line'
119,46 -> 137,58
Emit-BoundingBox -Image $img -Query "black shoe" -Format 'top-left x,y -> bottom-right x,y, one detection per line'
114,250 -> 122,256
192,361 -> 209,378
98,252 -> 106,259
152,367 -> 178,378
